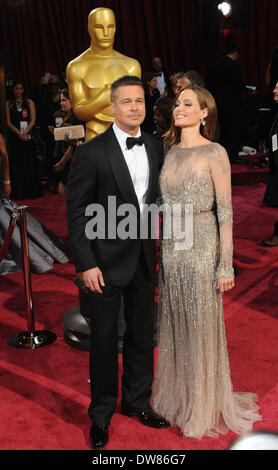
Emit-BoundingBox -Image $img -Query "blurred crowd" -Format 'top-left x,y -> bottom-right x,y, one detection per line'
1,43 -> 278,202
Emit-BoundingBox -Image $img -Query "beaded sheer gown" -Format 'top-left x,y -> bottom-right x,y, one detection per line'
150,142 -> 261,439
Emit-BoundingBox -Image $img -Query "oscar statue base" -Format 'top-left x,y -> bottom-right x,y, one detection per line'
8,330 -> 57,349
62,285 -> 157,352
63,303 -> 127,352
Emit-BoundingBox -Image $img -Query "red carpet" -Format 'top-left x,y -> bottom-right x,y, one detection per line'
1,178 -> 278,450
231,153 -> 269,186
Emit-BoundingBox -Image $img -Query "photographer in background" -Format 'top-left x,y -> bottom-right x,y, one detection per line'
263,81 -> 278,246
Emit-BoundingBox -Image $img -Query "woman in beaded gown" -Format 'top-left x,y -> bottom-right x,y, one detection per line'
150,85 -> 261,439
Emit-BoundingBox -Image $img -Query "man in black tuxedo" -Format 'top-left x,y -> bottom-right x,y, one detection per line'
66,75 -> 168,449
152,57 -> 166,96
207,45 -> 246,163
263,81 -> 278,245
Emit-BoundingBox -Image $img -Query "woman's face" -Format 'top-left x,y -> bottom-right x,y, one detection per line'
60,94 -> 72,113
148,76 -> 157,91
274,82 -> 278,103
13,84 -> 24,99
153,106 -> 163,126
169,73 -> 177,85
41,72 -> 50,85
173,89 -> 207,129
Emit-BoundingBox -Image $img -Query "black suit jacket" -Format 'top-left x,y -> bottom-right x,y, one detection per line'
262,111 -> 278,206
66,125 -> 164,286
268,111 -> 278,173
207,55 -> 245,112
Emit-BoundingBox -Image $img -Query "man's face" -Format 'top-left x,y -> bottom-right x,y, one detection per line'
152,57 -> 162,73
110,85 -> 146,135
274,82 -> 278,103
89,9 -> 116,50
176,77 -> 190,95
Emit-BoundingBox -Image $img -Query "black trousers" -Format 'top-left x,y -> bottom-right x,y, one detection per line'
87,251 -> 156,427
218,109 -> 241,163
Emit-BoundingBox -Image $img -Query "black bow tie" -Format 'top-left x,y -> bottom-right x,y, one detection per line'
126,136 -> 145,150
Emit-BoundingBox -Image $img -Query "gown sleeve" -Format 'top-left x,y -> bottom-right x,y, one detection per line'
209,144 -> 234,278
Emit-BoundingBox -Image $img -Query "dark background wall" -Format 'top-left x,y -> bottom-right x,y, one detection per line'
0,0 -> 277,93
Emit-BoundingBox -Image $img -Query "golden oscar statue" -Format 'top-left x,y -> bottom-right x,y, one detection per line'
66,7 -> 141,140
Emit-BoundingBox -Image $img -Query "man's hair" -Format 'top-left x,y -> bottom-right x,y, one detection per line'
176,72 -> 186,80
110,75 -> 144,102
177,70 -> 204,88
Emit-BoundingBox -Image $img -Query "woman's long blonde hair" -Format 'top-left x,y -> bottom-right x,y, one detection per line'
163,85 -> 217,147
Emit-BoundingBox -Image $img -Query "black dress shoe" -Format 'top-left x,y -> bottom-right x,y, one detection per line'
90,425 -> 109,449
122,407 -> 170,429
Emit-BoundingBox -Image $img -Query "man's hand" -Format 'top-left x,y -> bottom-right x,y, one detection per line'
83,267 -> 105,294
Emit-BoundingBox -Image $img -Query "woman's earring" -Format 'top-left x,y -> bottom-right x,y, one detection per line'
202,119 -> 206,126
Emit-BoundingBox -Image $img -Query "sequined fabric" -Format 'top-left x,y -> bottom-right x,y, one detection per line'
150,143 -> 261,439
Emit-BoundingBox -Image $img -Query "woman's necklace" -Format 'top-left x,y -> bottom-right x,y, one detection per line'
16,100 -> 23,112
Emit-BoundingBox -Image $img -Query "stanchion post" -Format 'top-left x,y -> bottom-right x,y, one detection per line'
8,206 -> 57,349
19,206 -> 35,334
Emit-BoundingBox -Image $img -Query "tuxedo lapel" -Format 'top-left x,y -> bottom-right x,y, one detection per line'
143,132 -> 156,205
269,112 -> 278,152
104,126 -> 140,211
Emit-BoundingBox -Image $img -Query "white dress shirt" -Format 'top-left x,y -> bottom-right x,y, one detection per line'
156,71 -> 166,96
113,123 -> 150,213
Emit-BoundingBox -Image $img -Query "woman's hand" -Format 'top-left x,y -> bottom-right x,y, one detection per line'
53,160 -> 65,173
18,132 -> 30,141
64,134 -> 78,147
217,277 -> 235,294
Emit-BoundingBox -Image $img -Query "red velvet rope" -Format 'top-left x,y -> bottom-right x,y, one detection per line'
0,215 -> 18,263
1,214 -> 278,270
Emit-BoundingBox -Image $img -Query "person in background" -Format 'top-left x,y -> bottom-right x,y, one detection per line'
153,96 -> 173,140
52,89 -> 85,198
176,70 -> 205,94
207,45 -> 246,163
141,72 -> 160,134
59,62 -> 69,90
164,69 -> 179,99
262,81 -> 278,245
31,72 -> 51,109
42,74 -> 62,186
6,80 -> 42,200
152,57 -> 167,96
265,45 -> 278,117
0,131 -> 69,276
